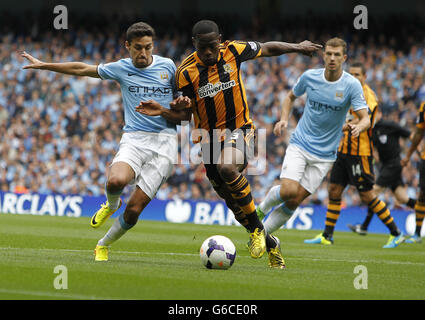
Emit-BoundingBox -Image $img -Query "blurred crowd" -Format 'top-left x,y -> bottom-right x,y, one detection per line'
0,11 -> 424,209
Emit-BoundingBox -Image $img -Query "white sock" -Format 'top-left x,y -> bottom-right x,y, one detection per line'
259,185 -> 283,214
98,214 -> 135,246
264,203 -> 295,234
106,189 -> 122,210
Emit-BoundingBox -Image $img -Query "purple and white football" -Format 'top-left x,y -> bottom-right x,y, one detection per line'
200,235 -> 236,270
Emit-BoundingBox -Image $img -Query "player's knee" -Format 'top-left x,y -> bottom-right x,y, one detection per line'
217,163 -> 238,181
327,184 -> 343,199
107,176 -> 127,192
279,184 -> 298,200
359,190 -> 375,204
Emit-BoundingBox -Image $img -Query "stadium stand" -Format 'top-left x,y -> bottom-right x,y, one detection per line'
0,11 -> 424,209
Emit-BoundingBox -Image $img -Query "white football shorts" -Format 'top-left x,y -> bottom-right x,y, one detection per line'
280,143 -> 334,194
111,131 -> 178,199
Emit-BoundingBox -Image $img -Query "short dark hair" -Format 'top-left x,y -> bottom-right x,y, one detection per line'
325,37 -> 347,55
192,20 -> 219,38
350,61 -> 366,75
126,22 -> 155,43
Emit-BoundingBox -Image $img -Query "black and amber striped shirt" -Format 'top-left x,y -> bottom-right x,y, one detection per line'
416,101 -> 425,160
338,83 -> 378,156
176,40 -> 262,143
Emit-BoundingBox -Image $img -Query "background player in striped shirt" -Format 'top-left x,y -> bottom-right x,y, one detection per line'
303,62 -> 405,248
401,101 -> 425,243
348,109 -> 416,236
139,19 -> 322,269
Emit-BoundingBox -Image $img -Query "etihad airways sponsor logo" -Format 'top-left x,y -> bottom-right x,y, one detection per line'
309,98 -> 343,112
198,80 -> 236,99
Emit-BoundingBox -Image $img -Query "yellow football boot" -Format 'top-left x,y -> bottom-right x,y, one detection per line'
94,245 -> 109,262
249,228 -> 266,259
90,199 -> 122,228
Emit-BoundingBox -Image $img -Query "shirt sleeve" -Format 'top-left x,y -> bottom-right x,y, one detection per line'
417,103 -> 425,129
229,41 -> 262,62
97,61 -> 121,81
175,66 -> 196,100
350,80 -> 368,111
169,61 -> 180,99
292,72 -> 307,97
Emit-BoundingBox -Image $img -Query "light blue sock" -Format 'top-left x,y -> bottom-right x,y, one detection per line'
105,182 -> 123,210
264,203 -> 295,234
98,214 -> 135,246
259,185 -> 284,214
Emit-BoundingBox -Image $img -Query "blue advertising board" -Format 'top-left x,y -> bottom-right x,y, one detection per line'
0,191 -> 422,236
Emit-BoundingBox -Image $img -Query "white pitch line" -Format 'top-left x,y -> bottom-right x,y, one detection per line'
0,288 -> 119,300
0,247 -> 424,266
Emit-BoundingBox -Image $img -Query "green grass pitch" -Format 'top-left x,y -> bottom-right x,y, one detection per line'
0,213 -> 424,300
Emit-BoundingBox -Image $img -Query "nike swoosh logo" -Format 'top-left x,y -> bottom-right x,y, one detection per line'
91,215 -> 98,225
128,73 -> 137,76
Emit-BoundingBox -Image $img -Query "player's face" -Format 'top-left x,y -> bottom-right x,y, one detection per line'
349,67 -> 366,86
323,46 -> 347,72
126,36 -> 154,68
193,33 -> 221,66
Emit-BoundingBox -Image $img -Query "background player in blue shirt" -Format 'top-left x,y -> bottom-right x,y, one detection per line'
22,22 -> 191,261
257,38 -> 370,239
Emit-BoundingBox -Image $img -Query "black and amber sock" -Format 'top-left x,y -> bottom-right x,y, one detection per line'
414,202 -> 425,236
226,174 -> 261,232
233,209 -> 249,231
266,234 -> 278,251
323,198 -> 341,239
361,207 -> 374,230
368,197 -> 400,236
407,198 -> 416,209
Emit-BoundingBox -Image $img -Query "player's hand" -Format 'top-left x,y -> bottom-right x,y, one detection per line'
170,96 -> 191,110
342,123 -> 350,132
135,100 -> 164,116
296,41 -> 323,57
273,120 -> 288,136
348,123 -> 362,137
21,51 -> 45,69
400,157 -> 410,167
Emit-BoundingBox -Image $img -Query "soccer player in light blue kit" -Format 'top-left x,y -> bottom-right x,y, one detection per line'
22,22 -> 191,261
257,38 -> 371,239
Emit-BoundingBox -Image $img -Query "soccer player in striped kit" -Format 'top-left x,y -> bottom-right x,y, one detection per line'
139,20 -> 322,269
401,101 -> 425,243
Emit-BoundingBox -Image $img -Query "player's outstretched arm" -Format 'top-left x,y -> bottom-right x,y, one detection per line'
401,127 -> 425,166
274,90 -> 297,136
21,51 -> 100,78
135,96 -> 192,124
260,40 -> 322,58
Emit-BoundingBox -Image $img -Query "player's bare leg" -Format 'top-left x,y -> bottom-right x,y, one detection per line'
90,162 -> 134,228
95,186 -> 151,261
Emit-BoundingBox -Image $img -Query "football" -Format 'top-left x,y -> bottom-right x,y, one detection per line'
200,235 -> 236,270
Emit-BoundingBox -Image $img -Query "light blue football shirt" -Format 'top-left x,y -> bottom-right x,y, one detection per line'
290,68 -> 368,160
97,55 -> 178,134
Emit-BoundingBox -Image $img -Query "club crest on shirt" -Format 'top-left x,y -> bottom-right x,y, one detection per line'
223,64 -> 233,74
335,91 -> 344,101
159,71 -> 169,81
